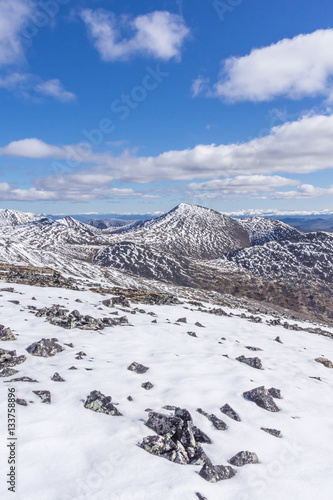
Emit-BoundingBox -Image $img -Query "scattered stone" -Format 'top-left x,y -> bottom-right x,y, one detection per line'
228,451 -> 259,467
75,298 -> 83,303
142,382 -> 154,390
176,317 -> 187,323
268,387 -> 282,399
127,362 -> 149,374
187,331 -> 197,337
220,404 -> 241,422
245,346 -> 262,351
195,322 -> 205,328
68,366 -> 77,370
8,300 -> 20,305
102,296 -> 131,308
243,386 -> 280,412
275,336 -> 283,344
197,408 -> 227,430
84,390 -> 122,416
33,390 -> 51,403
75,351 -> 87,360
196,493 -> 207,500
261,427 -> 281,437
51,372 -> 65,382
315,357 -> 333,368
199,462 -> 236,483
236,355 -> 263,370
192,426 -> 212,444
0,367 -> 19,377
6,267 -> 79,290
64,343 -> 74,348
16,398 -> 27,406
31,297 -> 36,300
0,349 -> 26,369
26,338 -> 64,358
0,325 -> 16,341
309,376 -> 321,381
151,319 -> 157,323
5,376 -> 38,383
127,396 -> 133,401
162,405 -> 177,411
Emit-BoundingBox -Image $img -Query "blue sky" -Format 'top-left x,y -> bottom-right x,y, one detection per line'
0,0 -> 333,214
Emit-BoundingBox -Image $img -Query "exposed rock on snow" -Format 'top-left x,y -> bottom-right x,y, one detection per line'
16,398 -> 28,406
197,408 -> 227,430
84,390 -> 122,416
243,386 -> 280,412
0,367 -> 19,377
228,450 -> 259,466
51,372 -> 65,382
33,390 -> 51,403
26,338 -> 64,357
315,357 -> 333,368
220,404 -> 241,422
0,348 -> 26,368
141,382 -> 154,390
236,355 -> 263,369
102,296 -> 131,308
0,325 -> 16,341
127,362 -> 149,374
199,462 -> 236,483
268,387 -> 282,399
261,427 -> 281,437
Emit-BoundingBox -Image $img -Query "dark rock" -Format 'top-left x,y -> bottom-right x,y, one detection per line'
199,462 -> 236,483
177,317 -> 187,323
127,396 -> 133,401
141,435 -> 177,456
68,366 -> 77,370
0,349 -> 26,369
261,427 -> 281,437
162,405 -> 177,411
228,451 -> 259,466
146,412 -> 183,438
315,357 -> 333,368
33,390 -> 51,403
102,296 -> 131,308
236,355 -> 263,370
195,322 -> 205,328
245,346 -> 262,351
220,403 -> 241,422
0,325 -> 16,341
196,493 -> 207,500
26,338 -> 64,358
8,300 -> 20,305
64,343 -> 74,348
274,336 -> 283,344
268,387 -> 282,399
187,331 -> 197,337
84,390 -> 122,416
192,426 -> 212,444
0,367 -> 19,377
243,386 -> 280,412
197,408 -> 227,430
6,376 -> 38,382
51,372 -> 65,382
127,362 -> 149,374
151,319 -> 157,323
142,382 -> 154,390
75,298 -> 83,303
16,398 -> 27,406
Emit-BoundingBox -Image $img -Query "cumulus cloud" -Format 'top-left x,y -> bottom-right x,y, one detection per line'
274,184 -> 333,199
35,79 -> 76,102
80,9 -> 190,61
187,175 -> 299,193
197,29 -> 333,102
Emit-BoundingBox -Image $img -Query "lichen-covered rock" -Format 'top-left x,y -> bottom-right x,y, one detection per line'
236,355 -> 263,370
268,387 -> 282,399
51,372 -> 65,382
26,338 -> 64,357
228,451 -> 259,467
192,426 -> 212,444
33,390 -> 51,403
197,408 -> 227,430
142,381 -> 154,390
199,462 -> 236,483
141,435 -> 177,457
243,386 -> 280,412
127,362 -> 149,374
0,367 -> 19,377
0,349 -> 26,369
261,427 -> 281,437
84,390 -> 122,416
315,357 -> 333,368
146,412 -> 183,439
6,377 -> 38,382
0,325 -> 16,341
220,403 -> 241,422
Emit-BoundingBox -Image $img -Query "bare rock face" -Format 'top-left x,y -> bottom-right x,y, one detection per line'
0,325 -> 16,341
197,408 -> 227,430
243,386 -> 280,412
220,403 -> 241,422
199,462 -> 236,483
315,357 -> 333,368
26,338 -> 64,357
84,390 -> 122,416
236,355 -> 263,370
127,362 -> 149,374
228,451 -> 259,467
33,390 -> 51,404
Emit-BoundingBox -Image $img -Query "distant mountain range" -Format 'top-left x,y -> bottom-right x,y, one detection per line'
0,204 -> 332,324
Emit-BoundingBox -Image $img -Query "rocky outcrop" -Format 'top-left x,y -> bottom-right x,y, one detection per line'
35,306 -> 128,330
199,462 -> 236,483
243,386 -> 280,412
84,390 -> 122,416
26,338 -> 64,357
0,348 -> 26,369
0,325 -> 15,341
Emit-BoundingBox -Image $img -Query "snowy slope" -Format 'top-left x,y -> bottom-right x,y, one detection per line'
0,209 -> 36,227
238,217 -> 302,246
0,280 -> 332,500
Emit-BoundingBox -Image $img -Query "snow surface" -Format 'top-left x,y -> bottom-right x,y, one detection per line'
0,282 -> 333,500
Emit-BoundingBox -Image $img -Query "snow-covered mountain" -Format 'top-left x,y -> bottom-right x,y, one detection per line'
0,209 -> 36,227
87,218 -> 136,230
238,217 -> 302,246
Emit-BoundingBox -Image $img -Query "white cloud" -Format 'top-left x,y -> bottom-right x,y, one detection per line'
187,175 -> 299,193
0,0 -> 35,68
80,9 -> 190,61
35,79 -> 76,102
274,184 -> 333,199
0,138 -> 67,159
201,29 -> 333,102
191,75 -> 210,97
